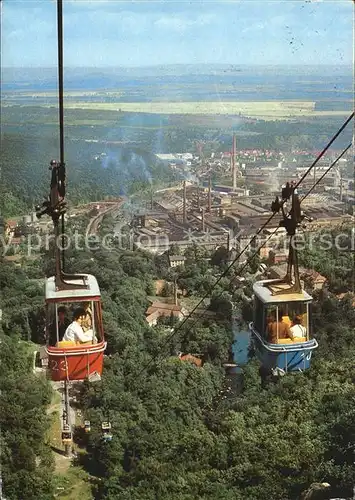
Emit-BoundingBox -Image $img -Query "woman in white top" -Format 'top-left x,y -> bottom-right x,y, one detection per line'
63,307 -> 95,344
290,315 -> 306,339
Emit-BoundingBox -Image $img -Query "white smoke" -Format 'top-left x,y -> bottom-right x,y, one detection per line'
267,171 -> 280,193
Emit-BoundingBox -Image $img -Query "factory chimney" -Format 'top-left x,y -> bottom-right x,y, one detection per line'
201,207 -> 205,232
208,175 -> 212,212
340,171 -> 343,202
150,189 -> 153,210
183,180 -> 187,223
232,134 -> 237,191
173,278 -> 178,306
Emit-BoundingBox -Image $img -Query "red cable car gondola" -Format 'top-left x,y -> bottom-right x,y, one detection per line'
44,273 -> 107,382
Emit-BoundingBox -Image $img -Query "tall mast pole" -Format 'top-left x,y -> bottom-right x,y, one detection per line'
232,134 -> 237,191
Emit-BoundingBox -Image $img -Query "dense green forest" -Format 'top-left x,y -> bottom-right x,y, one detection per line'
298,229 -> 354,294
0,263 -> 54,499
0,127 -> 179,218
1,217 -> 355,499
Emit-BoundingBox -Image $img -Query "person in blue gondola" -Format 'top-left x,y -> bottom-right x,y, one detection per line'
268,310 -> 292,344
290,315 -> 306,339
63,307 -> 96,344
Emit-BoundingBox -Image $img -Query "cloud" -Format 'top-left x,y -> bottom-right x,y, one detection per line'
67,0 -> 112,5
154,13 -> 215,32
242,22 -> 265,34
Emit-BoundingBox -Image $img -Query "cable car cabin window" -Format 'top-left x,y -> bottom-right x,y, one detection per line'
307,304 -> 312,338
46,303 -> 71,346
261,301 -> 310,343
264,305 -> 278,339
46,301 -> 101,346
283,301 -> 309,340
93,301 -> 103,342
254,297 -> 264,334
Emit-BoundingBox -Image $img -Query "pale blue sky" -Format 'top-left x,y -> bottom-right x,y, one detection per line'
2,0 -> 353,67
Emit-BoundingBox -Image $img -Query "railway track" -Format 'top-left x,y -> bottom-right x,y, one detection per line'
85,200 -> 124,237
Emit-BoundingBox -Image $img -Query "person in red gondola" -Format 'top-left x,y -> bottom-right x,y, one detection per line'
49,305 -> 70,346
63,307 -> 96,344
81,302 -> 92,332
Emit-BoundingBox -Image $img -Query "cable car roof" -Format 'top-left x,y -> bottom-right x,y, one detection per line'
253,279 -> 312,304
45,274 -> 101,301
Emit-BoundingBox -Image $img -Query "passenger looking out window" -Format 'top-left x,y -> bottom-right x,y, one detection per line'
49,306 -> 70,346
268,310 -> 292,344
266,312 -> 276,336
282,314 -> 291,327
81,302 -> 92,332
63,308 -> 96,344
290,315 -> 306,339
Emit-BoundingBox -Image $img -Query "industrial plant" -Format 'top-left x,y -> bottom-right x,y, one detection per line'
128,135 -> 353,256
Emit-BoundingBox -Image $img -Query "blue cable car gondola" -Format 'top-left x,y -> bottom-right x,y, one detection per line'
102,421 -> 112,442
250,279 -> 318,373
250,182 -> 318,374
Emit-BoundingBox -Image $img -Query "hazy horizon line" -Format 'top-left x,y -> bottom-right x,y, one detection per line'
2,63 -> 353,70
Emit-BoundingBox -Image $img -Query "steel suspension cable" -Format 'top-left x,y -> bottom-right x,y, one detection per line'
182,143 -> 353,345
146,142 -> 355,411
190,142 -> 353,339
132,114 -> 354,381
56,0 -> 66,270
300,143 -> 352,202
295,112 -> 353,191
203,143 -> 354,413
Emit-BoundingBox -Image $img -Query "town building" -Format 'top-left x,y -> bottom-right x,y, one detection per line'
169,255 -> 186,267
145,301 -> 186,326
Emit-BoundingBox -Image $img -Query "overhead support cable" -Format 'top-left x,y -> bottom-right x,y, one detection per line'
56,0 -> 66,271
300,143 -> 352,202
132,113 -> 354,382
167,142 -> 352,344
295,112 -> 353,191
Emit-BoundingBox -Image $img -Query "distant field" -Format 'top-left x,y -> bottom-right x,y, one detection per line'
8,90 -> 124,98
38,100 -> 350,120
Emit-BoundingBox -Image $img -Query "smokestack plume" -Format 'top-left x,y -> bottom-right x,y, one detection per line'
208,176 -> 212,212
183,180 -> 187,223
232,134 -> 237,191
